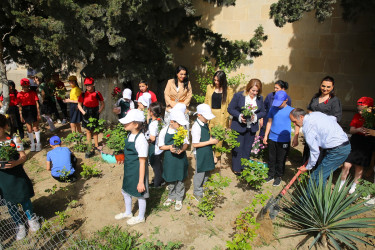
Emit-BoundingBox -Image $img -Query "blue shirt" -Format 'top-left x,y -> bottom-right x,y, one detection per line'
264,92 -> 292,115
267,105 -> 294,143
46,147 -> 75,177
302,112 -> 348,170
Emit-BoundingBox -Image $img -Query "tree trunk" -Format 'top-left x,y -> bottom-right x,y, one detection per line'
0,40 -> 9,115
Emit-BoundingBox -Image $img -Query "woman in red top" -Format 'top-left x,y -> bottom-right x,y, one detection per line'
0,80 -> 24,139
17,78 -> 41,152
135,80 -> 157,104
340,97 -> 375,193
78,77 -> 105,158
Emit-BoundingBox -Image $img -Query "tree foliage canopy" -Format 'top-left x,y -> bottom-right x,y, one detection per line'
0,0 -> 267,82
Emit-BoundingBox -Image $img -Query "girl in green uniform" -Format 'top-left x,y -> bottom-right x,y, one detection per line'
191,104 -> 218,201
115,109 -> 149,225
0,114 -> 40,240
158,110 -> 189,211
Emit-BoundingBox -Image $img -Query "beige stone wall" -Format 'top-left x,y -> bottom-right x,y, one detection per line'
172,0 -> 375,126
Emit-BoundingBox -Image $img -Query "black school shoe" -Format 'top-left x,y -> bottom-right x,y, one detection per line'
85,150 -> 95,159
273,177 -> 281,186
265,176 -> 274,183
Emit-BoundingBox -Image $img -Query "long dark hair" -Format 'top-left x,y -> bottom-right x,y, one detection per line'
275,80 -> 288,90
313,76 -> 335,98
8,80 -> 16,93
149,102 -> 164,118
212,71 -> 228,103
174,65 -> 189,90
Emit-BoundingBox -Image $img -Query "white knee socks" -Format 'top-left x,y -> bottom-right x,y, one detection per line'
121,190 -> 146,219
122,191 -> 132,215
35,131 -> 41,145
27,132 -> 35,146
44,115 -> 55,131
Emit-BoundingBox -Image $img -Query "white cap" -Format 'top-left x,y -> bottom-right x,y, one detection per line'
119,109 -> 145,124
194,103 -> 215,120
170,110 -> 188,126
172,103 -> 186,113
138,92 -> 152,107
123,88 -> 132,99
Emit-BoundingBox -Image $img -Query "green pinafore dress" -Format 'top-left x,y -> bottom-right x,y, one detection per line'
162,127 -> 188,182
196,121 -> 215,173
122,133 -> 149,198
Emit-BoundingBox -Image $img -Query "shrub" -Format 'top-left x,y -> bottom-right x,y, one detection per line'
80,163 -> 102,179
356,179 -> 375,199
211,125 -> 240,154
103,123 -> 128,155
239,159 -> 268,190
250,135 -> 268,162
87,118 -> 107,133
62,132 -> 88,152
281,173 -> 375,249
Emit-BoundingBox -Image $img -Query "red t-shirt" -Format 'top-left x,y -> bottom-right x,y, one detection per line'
78,91 -> 104,108
136,90 -> 157,103
350,113 -> 365,136
17,91 -> 39,106
55,81 -> 67,100
0,91 -> 18,106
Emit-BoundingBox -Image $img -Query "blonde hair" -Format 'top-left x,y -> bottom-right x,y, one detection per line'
244,79 -> 262,96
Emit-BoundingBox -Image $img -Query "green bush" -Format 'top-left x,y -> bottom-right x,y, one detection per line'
103,123 -> 128,155
211,125 -> 240,154
281,173 -> 375,249
62,132 -> 88,152
80,163 -> 102,179
87,118 -> 107,133
356,179 -> 375,199
239,159 -> 268,190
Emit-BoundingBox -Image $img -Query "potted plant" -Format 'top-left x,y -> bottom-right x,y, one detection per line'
211,125 -> 240,154
249,135 -> 268,167
0,138 -> 19,169
55,85 -> 67,99
103,123 -> 128,162
172,126 -> 188,153
360,106 -> 375,128
241,104 -> 257,127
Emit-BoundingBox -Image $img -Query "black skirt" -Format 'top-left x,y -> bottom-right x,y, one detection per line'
40,99 -> 54,115
22,105 -> 38,124
70,103 -> 82,123
346,134 -> 375,168
82,106 -> 99,130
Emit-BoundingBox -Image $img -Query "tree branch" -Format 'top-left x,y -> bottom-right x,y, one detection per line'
2,24 -> 16,42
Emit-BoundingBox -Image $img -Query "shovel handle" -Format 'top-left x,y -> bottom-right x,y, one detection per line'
280,161 -> 308,196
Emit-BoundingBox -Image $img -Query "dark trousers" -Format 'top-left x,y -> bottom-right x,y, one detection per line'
8,106 -> 24,139
150,153 -> 164,187
267,140 -> 290,178
51,101 -> 61,120
56,99 -> 68,119
232,129 -> 256,172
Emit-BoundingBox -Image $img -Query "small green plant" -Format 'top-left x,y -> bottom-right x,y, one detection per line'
62,132 -> 88,152
239,159 -> 268,190
45,184 -> 58,195
172,126 -> 188,148
56,167 -> 72,182
356,179 -> 375,199
80,163 -> 102,179
67,200 -> 78,208
227,192 -> 271,249
197,173 -> 231,221
0,139 -> 19,161
103,123 -> 128,154
87,118 -> 107,133
281,174 -> 375,249
211,125 -> 240,154
55,210 -> 70,226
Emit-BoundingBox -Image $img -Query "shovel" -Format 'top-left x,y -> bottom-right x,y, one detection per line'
257,165 -> 306,221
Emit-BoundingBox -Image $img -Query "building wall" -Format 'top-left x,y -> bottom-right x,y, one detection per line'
172,0 -> 375,127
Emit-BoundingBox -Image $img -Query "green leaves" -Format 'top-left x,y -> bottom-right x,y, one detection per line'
80,163 -> 102,179
103,123 -> 128,155
211,125 -> 240,153
281,173 -> 375,249
239,159 -> 268,190
62,132 -> 88,152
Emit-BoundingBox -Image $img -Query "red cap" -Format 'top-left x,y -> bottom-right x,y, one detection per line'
84,77 -> 94,85
20,78 -> 30,86
357,97 -> 374,107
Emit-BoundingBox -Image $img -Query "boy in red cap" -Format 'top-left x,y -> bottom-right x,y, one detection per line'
78,77 -> 105,158
340,97 -> 374,193
17,78 -> 42,151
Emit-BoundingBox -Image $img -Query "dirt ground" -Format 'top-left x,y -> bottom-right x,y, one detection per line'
23,123 -> 375,249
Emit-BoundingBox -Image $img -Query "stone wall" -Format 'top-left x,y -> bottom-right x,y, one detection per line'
172,0 -> 375,127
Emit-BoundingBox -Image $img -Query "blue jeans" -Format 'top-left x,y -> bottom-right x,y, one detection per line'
7,199 -> 34,225
309,143 -> 351,187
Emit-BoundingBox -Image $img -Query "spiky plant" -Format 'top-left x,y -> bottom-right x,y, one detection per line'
281,173 -> 375,249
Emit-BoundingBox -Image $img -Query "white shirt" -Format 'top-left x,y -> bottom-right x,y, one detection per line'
191,119 -> 206,154
239,95 -> 258,128
302,112 -> 348,170
148,120 -> 163,155
127,132 -> 149,158
158,126 -> 189,149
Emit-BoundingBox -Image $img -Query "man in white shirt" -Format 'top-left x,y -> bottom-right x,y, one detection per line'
290,109 -> 351,186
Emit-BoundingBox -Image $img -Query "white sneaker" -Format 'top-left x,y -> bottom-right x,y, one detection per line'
16,224 -> 26,240
127,216 -> 145,225
114,212 -> 132,220
57,119 -> 62,124
349,185 -> 356,194
175,200 -> 183,211
62,119 -> 67,124
163,198 -> 174,207
365,198 -> 375,207
30,144 -> 36,152
36,144 -> 42,152
28,217 -> 40,232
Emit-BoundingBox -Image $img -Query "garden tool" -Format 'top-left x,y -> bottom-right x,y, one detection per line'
257,162 -> 307,221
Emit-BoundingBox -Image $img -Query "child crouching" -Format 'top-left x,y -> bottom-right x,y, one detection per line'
115,109 -> 149,225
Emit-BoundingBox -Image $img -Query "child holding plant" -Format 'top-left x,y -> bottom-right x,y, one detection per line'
0,114 -> 40,240
147,102 -> 165,188
113,88 -> 134,119
192,104 -> 218,201
115,109 -> 149,225
340,97 -> 375,194
158,110 -> 189,211
78,77 -> 105,158
17,78 -> 42,152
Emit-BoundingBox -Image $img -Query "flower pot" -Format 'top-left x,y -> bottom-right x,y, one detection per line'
248,159 -> 268,169
115,154 -> 125,162
172,144 -> 182,153
101,153 -> 117,163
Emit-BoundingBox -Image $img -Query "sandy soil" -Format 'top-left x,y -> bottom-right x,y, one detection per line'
22,123 -> 375,249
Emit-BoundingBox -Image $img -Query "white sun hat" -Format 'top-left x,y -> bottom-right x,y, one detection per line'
138,92 -> 152,107
170,110 -> 188,126
122,88 -> 132,99
119,109 -> 145,124
194,103 -> 215,120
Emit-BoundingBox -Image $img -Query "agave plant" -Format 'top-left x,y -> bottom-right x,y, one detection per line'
281,173 -> 375,249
